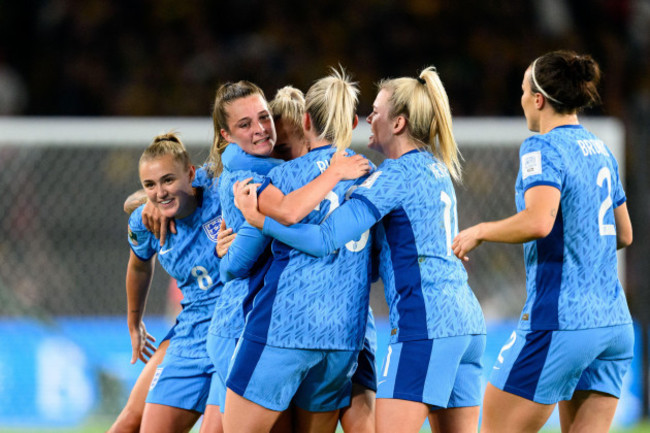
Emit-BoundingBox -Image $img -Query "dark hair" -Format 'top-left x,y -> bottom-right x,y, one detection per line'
530,50 -> 601,114
208,81 -> 266,176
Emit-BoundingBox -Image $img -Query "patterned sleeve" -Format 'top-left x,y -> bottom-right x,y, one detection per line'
349,160 -> 404,220
518,136 -> 564,192
257,164 -> 284,195
127,205 -> 157,261
219,222 -> 271,282
262,198 -> 378,257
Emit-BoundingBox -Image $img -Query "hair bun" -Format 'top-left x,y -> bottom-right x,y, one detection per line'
573,55 -> 596,82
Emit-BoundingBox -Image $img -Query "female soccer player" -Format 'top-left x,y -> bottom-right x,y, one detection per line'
452,50 -> 634,433
126,132 -> 223,433
110,158 -> 219,433
205,80 -> 368,432
221,67 -> 373,433
219,83 -> 378,433
233,66 -> 486,433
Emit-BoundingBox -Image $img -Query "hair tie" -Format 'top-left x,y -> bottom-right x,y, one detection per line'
417,77 -> 426,85
531,59 -> 563,105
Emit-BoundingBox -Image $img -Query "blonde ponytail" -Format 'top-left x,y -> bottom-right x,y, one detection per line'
305,66 -> 359,151
380,66 -> 461,182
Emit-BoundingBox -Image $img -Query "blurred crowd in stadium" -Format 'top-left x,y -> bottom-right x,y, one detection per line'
1,0 -> 649,313
1,1 -> 649,118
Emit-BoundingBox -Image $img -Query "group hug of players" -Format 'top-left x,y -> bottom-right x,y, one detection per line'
109,49 -> 634,433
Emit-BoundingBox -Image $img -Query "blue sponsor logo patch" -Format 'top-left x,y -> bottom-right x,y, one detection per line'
202,216 -> 222,242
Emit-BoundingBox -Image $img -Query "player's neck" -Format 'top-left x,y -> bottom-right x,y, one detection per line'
307,137 -> 331,150
539,112 -> 579,134
387,137 -> 418,159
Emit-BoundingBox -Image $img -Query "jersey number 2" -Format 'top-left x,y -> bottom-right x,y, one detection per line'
596,167 -> 616,236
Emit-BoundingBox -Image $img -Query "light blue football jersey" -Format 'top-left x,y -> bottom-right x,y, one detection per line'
208,144 -> 282,339
218,144 -> 282,231
127,187 -> 223,358
351,149 -> 486,343
244,145 -> 372,350
515,124 -> 631,331
193,164 -> 217,190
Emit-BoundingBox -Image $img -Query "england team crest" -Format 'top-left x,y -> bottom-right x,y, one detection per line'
203,215 -> 222,242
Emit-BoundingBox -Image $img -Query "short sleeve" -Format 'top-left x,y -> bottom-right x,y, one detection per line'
127,205 -> 157,261
610,156 -> 627,208
519,136 -> 563,193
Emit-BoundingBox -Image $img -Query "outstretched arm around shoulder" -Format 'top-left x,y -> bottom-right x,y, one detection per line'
257,151 -> 371,225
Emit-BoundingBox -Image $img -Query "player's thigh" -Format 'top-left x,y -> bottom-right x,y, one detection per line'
198,404 -> 223,433
558,390 -> 619,433
376,398 -> 429,433
481,383 -> 555,433
339,384 -> 375,433
223,388 -> 282,433
428,406 -> 479,433
129,339 -> 170,408
140,402 -> 200,433
107,339 -> 170,433
293,405 -> 340,433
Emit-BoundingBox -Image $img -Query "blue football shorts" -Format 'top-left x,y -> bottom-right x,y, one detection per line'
377,334 -> 485,409
227,338 -> 358,412
352,333 -> 378,392
146,353 -> 218,413
489,324 -> 634,404
205,333 -> 238,412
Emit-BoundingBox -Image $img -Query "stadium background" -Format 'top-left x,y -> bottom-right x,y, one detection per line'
1,1 -> 649,431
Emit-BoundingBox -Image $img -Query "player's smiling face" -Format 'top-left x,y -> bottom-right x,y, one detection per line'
521,67 -> 540,132
139,154 -> 196,219
221,94 -> 276,157
367,88 -> 393,155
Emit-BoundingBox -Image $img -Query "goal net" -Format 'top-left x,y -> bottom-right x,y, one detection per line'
0,116 -> 625,321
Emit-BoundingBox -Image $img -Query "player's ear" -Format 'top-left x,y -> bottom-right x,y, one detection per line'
393,115 -> 407,134
188,165 -> 196,182
303,112 -> 312,132
220,128 -> 232,143
352,114 -> 359,129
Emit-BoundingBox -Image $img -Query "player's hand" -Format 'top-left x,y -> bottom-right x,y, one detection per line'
328,151 -> 370,180
233,178 -> 264,229
216,218 -> 236,258
452,224 -> 484,262
141,201 -> 177,246
129,321 -> 157,364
